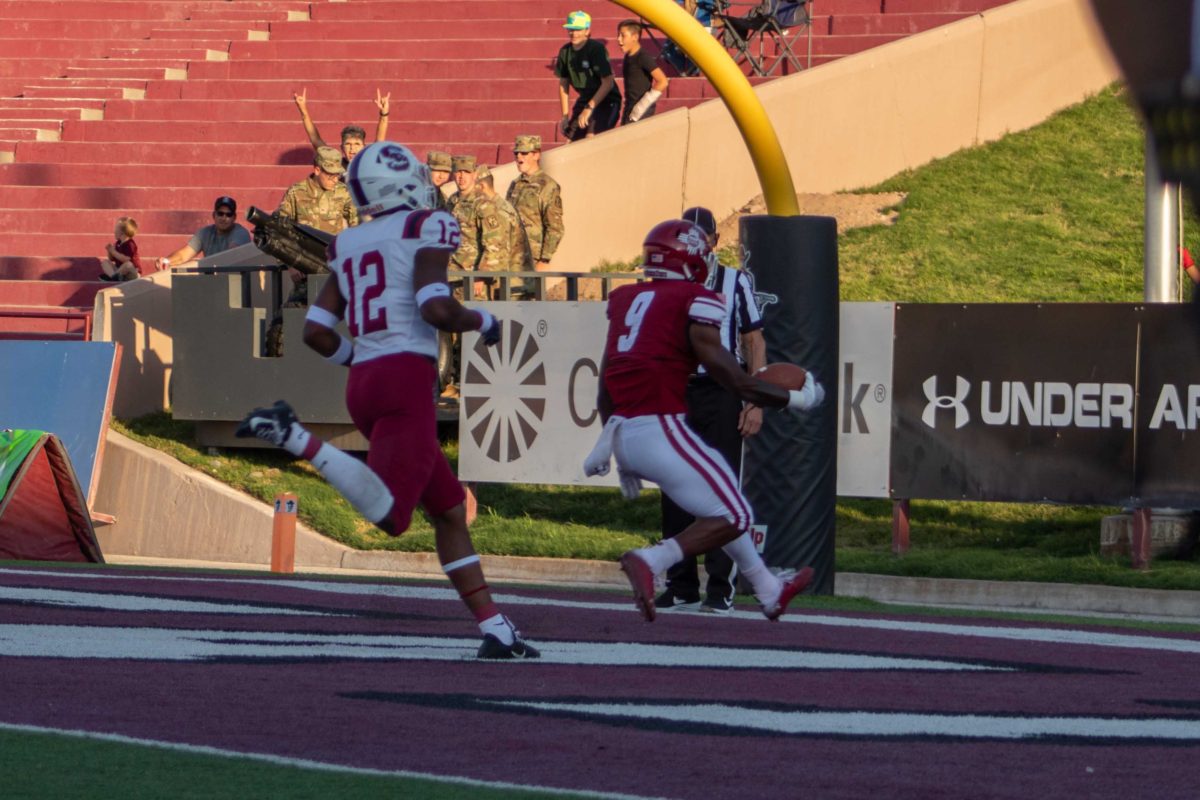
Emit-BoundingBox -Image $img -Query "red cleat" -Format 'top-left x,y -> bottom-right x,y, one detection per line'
762,567 -> 814,621
619,551 -> 657,622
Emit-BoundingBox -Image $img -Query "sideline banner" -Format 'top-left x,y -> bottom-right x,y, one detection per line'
458,301 -> 895,499
890,304 -> 1141,505
458,302 -> 616,486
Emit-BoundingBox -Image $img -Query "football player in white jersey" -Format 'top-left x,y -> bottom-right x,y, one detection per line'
237,142 -> 538,659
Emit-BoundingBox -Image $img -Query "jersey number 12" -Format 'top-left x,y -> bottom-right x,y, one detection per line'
339,250 -> 388,337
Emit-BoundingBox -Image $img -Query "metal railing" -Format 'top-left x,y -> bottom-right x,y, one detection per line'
0,308 -> 92,341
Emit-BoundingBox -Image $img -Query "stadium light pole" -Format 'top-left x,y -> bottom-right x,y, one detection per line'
608,0 -> 800,216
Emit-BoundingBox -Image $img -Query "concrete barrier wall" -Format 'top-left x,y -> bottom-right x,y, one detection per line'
94,430 -> 347,568
91,268 -> 174,419
496,0 -> 1118,270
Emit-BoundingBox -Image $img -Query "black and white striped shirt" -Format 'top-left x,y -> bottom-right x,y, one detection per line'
697,265 -> 764,375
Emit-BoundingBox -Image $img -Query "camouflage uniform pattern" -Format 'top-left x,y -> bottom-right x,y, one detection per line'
448,186 -> 484,270
474,193 -> 533,274
506,169 -> 564,263
277,177 -> 358,235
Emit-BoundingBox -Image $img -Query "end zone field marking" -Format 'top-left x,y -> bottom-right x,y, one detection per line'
4,568 -> 1198,654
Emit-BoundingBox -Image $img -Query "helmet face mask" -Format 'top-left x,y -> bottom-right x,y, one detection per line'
347,142 -> 436,216
641,220 -> 718,286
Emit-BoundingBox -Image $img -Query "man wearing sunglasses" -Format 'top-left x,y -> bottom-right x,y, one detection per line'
156,196 -> 252,270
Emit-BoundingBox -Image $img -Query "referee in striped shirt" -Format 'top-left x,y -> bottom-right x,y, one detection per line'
655,206 -> 768,614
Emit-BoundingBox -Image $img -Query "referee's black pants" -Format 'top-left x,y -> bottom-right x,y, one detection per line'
660,375 -> 746,602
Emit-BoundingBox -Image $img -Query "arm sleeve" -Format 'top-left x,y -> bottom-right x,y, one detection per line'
688,291 -> 726,328
186,231 -> 204,252
232,225 -> 252,247
734,271 -> 764,333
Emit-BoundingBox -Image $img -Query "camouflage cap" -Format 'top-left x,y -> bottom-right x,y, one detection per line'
513,134 -> 542,154
475,164 -> 492,180
452,154 -> 477,172
426,150 -> 452,172
315,145 -> 346,174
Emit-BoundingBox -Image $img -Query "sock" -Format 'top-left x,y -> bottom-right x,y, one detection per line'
722,532 -> 780,603
479,613 -> 514,646
306,442 -> 393,523
280,422 -> 311,458
634,538 -> 684,576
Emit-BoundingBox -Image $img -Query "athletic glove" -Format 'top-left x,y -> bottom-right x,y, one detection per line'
476,309 -> 502,347
787,376 -> 825,411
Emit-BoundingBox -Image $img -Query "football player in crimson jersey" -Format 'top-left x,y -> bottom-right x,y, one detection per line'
585,219 -> 825,623
237,142 -> 538,659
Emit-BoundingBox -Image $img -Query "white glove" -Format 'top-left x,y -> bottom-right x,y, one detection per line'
583,417 -> 619,477
787,376 -> 825,411
627,89 -> 662,123
618,469 -> 643,500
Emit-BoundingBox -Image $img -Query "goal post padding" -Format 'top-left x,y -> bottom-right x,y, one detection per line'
740,215 -> 838,594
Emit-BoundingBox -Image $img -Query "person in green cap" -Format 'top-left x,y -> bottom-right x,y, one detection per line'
555,10 -> 621,141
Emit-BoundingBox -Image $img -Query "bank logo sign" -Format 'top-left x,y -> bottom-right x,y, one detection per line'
462,319 -> 547,463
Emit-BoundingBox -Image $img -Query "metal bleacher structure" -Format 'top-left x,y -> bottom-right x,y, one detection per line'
0,0 -> 1010,344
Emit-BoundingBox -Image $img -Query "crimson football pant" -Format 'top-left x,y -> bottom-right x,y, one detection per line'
660,376 -> 744,603
345,352 -> 465,533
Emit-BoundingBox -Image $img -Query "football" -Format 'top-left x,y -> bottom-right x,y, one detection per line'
755,362 -> 808,391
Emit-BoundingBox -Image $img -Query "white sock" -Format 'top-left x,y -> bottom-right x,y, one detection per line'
722,533 -> 780,603
309,443 -> 394,524
281,423 -> 310,458
634,538 -> 684,576
479,613 -> 514,645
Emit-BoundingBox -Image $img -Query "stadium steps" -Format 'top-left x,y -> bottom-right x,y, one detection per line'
0,0 -> 1013,336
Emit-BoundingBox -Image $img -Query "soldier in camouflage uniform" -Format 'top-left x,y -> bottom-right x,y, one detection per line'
448,155 -> 485,273
506,134 -> 564,269
427,150 -> 453,211
267,146 -> 359,355
463,165 -> 532,299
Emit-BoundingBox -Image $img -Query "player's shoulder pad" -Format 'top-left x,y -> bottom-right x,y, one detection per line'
404,208 -> 459,249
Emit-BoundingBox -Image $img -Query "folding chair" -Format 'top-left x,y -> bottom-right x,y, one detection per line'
713,0 -> 812,76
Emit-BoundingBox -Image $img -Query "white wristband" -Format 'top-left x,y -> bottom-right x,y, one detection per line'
415,282 -> 451,308
304,304 -> 341,329
325,334 -> 354,366
475,308 -> 495,331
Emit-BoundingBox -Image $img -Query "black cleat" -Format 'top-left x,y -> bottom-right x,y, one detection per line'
477,632 -> 541,660
654,587 -> 701,612
235,400 -> 298,447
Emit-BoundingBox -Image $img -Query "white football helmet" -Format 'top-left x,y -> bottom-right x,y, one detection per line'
346,142 -> 436,216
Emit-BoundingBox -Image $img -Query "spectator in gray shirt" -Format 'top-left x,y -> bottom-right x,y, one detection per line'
156,196 -> 252,269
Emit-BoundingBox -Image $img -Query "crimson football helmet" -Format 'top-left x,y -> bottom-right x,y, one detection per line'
640,219 -> 719,288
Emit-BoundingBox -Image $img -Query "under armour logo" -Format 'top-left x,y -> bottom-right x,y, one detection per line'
922,375 -> 970,429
